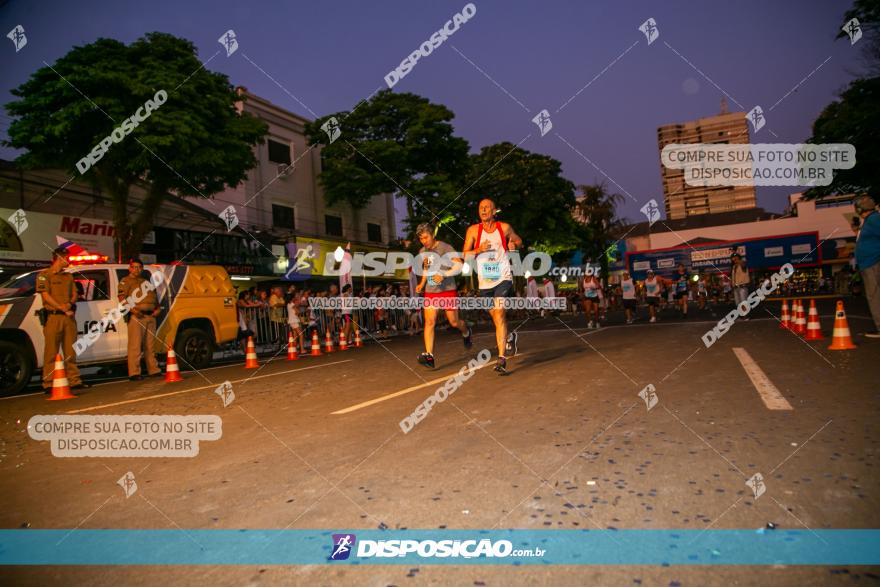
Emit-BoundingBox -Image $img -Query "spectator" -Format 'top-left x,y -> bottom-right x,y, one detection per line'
854,194 -> 880,338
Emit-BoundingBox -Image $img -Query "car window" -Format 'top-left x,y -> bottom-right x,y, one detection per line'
72,269 -> 110,302
0,271 -> 37,299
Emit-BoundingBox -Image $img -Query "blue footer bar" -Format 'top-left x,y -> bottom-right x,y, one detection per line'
1,529 -> 878,565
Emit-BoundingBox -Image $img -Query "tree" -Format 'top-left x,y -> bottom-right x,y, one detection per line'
304,90 -> 470,223
839,0 -> 880,74
4,32 -> 267,259
573,183 -> 625,275
432,142 -> 579,253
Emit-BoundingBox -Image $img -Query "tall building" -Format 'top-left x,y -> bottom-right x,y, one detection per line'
657,101 -> 757,220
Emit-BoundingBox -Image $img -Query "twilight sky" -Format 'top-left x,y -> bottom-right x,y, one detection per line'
0,0 -> 865,224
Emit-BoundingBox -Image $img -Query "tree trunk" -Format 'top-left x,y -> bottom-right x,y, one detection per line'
124,182 -> 167,261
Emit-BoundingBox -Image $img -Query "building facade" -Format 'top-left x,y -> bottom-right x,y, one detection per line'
208,88 -> 396,253
657,107 -> 757,220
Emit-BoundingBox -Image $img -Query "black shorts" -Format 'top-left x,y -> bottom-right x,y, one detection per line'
674,291 -> 688,300
646,296 -> 659,307
623,299 -> 636,310
479,280 -> 514,298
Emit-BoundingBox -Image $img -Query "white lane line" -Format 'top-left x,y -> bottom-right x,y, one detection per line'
732,347 -> 793,410
66,360 -> 353,414
331,353 -> 533,415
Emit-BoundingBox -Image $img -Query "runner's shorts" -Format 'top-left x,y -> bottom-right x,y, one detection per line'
479,280 -> 514,299
424,290 -> 457,309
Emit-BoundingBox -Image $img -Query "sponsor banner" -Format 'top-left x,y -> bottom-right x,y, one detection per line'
626,232 -> 820,280
0,208 -> 115,264
0,530 -> 878,565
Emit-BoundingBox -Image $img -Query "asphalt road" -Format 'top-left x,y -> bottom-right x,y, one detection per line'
1,298 -> 878,585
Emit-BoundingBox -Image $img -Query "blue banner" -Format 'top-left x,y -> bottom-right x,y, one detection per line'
1,529 -> 878,565
626,232 -> 820,280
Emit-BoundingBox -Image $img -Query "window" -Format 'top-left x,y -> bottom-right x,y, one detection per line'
325,215 -> 343,237
268,139 -> 291,165
272,204 -> 295,229
74,270 -> 110,301
367,223 -> 382,243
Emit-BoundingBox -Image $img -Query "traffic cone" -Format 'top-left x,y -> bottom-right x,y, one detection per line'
164,349 -> 183,383
338,332 -> 349,351
792,299 -> 807,335
779,299 -> 791,330
804,299 -> 824,341
354,327 -> 363,348
310,330 -> 322,356
828,300 -> 857,350
47,354 -> 75,401
324,329 -> 335,353
244,336 -> 258,368
286,333 -> 298,361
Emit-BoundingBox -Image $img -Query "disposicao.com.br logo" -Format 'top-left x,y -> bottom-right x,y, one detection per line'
329,534 -> 544,560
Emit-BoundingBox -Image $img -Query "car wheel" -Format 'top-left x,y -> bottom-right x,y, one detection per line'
0,340 -> 34,397
174,328 -> 214,371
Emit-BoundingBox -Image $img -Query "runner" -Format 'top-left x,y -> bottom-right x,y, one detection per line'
621,271 -> 637,324
673,263 -> 691,318
340,284 -> 353,346
463,198 -> 523,374
697,274 -> 708,310
414,223 -> 473,368
580,273 -> 601,328
643,269 -> 663,323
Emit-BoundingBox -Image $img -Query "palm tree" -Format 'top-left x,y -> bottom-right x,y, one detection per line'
573,183 -> 625,275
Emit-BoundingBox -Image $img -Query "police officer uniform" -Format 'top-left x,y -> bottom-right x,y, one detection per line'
118,272 -> 161,378
36,267 -> 82,389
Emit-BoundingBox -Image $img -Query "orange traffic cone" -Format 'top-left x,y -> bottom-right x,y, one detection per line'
324,329 -> 335,353
779,299 -> 791,330
164,349 -> 183,383
339,332 -> 349,351
244,336 -> 258,368
47,354 -> 75,401
354,327 -> 363,348
828,300 -> 857,350
804,299 -> 824,341
286,333 -> 298,361
310,330 -> 322,356
792,299 -> 807,335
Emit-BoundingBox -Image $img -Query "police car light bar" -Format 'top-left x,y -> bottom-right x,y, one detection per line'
69,254 -> 109,264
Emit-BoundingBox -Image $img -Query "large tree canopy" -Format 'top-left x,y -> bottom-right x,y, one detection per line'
4,32 -> 267,259
434,142 -> 580,254
304,90 -> 469,221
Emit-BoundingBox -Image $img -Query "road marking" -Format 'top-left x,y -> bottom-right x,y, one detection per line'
66,360 -> 353,414
732,347 -> 793,410
331,354 -> 533,415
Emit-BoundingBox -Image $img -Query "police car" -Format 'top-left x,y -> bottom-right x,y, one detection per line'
0,261 -> 238,395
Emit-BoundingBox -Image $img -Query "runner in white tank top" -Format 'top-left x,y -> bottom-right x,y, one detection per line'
463,198 -> 523,374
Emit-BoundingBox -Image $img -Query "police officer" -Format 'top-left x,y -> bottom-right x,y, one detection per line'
118,259 -> 162,381
37,247 -> 89,391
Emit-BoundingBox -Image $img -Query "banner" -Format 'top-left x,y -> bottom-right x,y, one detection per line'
626,232 -> 820,280
0,208 -> 116,268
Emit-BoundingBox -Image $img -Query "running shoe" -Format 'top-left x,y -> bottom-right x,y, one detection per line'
649,317 -> 656,323
506,331 -> 519,356
588,320 -> 594,329
463,326 -> 473,349
417,352 -> 435,368
494,356 -> 508,375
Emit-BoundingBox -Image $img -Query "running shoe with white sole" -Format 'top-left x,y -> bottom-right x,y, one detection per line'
506,331 -> 518,356
417,352 -> 435,368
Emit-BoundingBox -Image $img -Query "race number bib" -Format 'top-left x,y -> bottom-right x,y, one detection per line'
481,261 -> 501,281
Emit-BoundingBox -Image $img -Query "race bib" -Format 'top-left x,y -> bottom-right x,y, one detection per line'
481,261 -> 501,281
